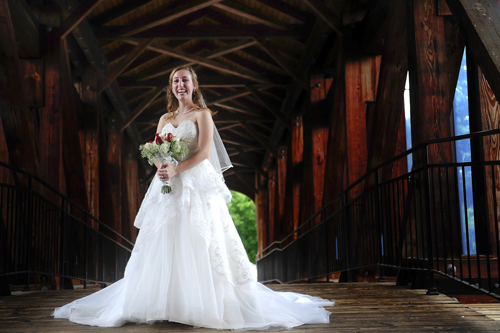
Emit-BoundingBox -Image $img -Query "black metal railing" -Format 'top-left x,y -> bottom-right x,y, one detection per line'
257,129 -> 500,300
0,161 -> 133,290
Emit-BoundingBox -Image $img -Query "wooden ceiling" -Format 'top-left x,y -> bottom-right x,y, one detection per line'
28,0 -> 387,196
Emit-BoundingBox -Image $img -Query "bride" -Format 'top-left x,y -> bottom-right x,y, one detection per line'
53,66 -> 334,330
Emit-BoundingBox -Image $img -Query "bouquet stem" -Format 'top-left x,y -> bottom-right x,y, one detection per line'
161,183 -> 172,194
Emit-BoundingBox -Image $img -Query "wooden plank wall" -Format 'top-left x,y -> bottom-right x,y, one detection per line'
0,1 -> 143,250
479,72 -> 500,255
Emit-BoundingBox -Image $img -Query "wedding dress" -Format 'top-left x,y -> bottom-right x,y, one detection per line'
53,120 -> 333,330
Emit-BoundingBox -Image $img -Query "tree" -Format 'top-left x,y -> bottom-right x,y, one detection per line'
227,190 -> 257,263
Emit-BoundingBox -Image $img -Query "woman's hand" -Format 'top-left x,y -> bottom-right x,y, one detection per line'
157,163 -> 177,180
164,164 -> 178,179
157,164 -> 168,180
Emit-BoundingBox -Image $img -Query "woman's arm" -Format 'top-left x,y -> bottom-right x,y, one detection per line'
163,110 -> 213,179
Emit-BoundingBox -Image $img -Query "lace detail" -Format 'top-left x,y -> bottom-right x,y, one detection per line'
132,119 -> 248,285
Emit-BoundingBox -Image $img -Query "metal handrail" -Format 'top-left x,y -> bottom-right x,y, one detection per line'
256,128 -> 500,300
257,127 -> 500,259
0,161 -> 134,291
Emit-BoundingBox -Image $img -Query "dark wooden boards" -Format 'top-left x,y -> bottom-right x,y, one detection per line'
1,282 -> 500,332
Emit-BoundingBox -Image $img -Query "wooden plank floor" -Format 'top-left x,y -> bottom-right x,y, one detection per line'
1,282 -> 500,332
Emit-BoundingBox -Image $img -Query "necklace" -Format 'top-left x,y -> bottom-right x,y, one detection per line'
176,106 -> 195,115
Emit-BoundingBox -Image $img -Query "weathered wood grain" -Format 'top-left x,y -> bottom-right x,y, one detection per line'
479,70 -> 500,256
0,0 -> 40,179
2,283 -> 500,332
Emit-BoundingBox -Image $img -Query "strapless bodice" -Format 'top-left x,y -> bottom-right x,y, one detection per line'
162,120 -> 198,161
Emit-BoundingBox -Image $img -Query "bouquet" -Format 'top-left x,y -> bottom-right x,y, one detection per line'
139,132 -> 189,194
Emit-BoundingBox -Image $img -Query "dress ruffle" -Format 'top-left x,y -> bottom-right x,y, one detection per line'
53,122 -> 333,330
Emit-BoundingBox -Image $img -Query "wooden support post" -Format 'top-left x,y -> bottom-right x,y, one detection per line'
122,138 -> 140,243
255,175 -> 269,253
275,144 -> 287,241
40,24 -> 62,197
345,59 -> 367,199
282,116 -> 303,236
322,43 -> 347,217
365,0 -> 407,186
0,0 -> 39,178
477,69 -> 500,256
107,113 -> 122,234
0,117 -> 11,184
391,107 -> 408,179
268,168 -> 276,244
408,0 -> 458,258
60,37 -> 89,210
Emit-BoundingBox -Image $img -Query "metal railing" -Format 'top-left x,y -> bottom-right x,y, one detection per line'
0,161 -> 133,290
257,128 -> 500,300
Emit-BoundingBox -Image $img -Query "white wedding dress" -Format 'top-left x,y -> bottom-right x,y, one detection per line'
53,120 -> 333,330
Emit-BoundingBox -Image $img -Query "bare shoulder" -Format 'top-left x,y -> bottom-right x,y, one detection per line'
159,113 -> 170,124
196,108 -> 213,121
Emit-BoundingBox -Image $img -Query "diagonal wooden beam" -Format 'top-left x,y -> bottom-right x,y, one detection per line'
239,121 -> 275,154
300,0 -> 342,36
120,86 -> 164,132
445,0 -> 500,103
213,102 -> 255,115
89,0 -> 153,26
98,38 -> 154,94
213,0 -> 288,30
120,0 -> 223,37
255,37 -> 308,91
136,39 -> 258,81
234,146 -> 261,171
61,0 -> 106,40
125,40 -> 272,84
245,85 -> 289,126
97,24 -> 304,40
254,0 -> 313,24
233,170 -> 258,195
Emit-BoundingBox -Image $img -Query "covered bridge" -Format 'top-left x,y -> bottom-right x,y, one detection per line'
2,0 -> 500,330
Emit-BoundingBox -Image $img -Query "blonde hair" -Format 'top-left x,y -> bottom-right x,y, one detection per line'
165,66 -> 215,120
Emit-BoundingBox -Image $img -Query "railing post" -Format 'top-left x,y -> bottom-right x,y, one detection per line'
59,196 -> 65,290
375,170 -> 386,282
84,214 -> 88,289
422,146 -> 439,295
22,176 -> 34,292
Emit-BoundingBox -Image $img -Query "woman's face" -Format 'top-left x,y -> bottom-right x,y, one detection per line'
172,69 -> 195,103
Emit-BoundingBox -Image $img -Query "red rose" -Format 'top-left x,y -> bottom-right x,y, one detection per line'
166,133 -> 174,142
149,141 -> 153,143
155,133 -> 163,145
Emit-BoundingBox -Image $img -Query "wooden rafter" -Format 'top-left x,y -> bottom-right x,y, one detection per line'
213,102 -> 256,115
239,121 -> 275,154
120,86 -> 164,132
445,0 -> 500,103
119,0 -> 223,37
254,0 -> 313,24
61,0 -> 106,40
234,146 -> 260,171
89,0 -> 154,26
255,37 -> 308,90
98,38 -> 154,94
245,85 -> 288,126
97,24 -> 304,40
300,0 -> 342,36
136,39 -> 258,81
213,1 -> 288,30
125,40 -> 272,84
